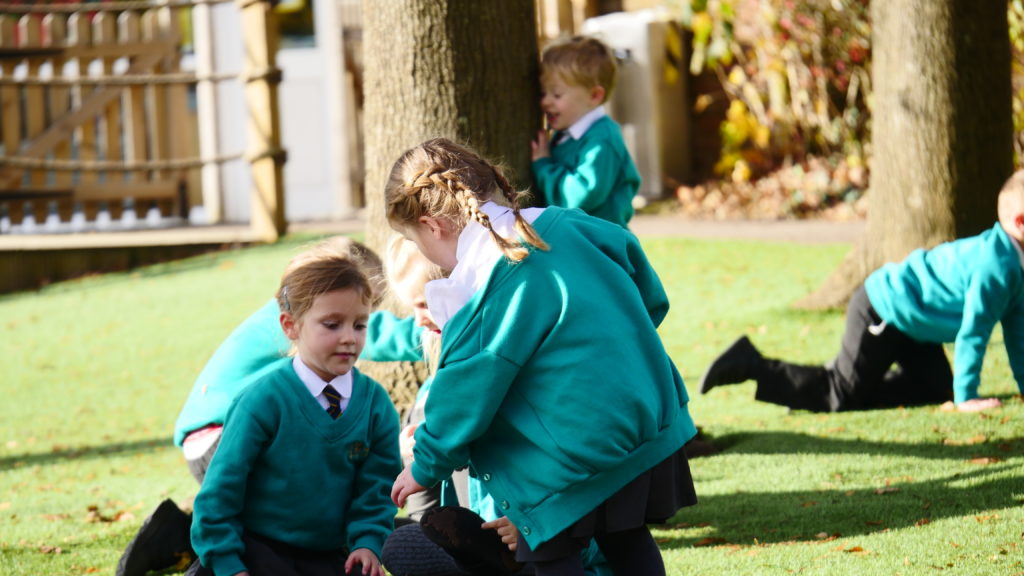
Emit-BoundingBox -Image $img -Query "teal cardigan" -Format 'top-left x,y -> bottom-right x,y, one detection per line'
865,222 -> 1024,403
191,361 -> 401,576
174,300 -> 422,446
411,207 -> 696,549
532,116 -> 641,229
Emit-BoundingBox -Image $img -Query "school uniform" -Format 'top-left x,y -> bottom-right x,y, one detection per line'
173,301 -> 420,481
412,203 -> 698,554
532,106 -> 641,229
191,359 -> 401,576
752,222 -> 1024,411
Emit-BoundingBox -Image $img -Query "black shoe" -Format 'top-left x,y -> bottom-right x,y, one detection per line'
420,506 -> 523,576
116,499 -> 195,576
699,336 -> 763,394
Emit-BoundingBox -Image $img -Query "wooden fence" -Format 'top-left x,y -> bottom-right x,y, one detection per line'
0,0 -> 285,241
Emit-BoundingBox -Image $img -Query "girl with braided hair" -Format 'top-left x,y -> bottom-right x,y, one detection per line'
387,138 -> 698,576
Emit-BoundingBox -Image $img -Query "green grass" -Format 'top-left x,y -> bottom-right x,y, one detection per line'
1,234 -> 1022,576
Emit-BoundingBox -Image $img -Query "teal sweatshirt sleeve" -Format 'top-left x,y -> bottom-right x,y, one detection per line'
345,380 -> 403,557
532,137 -> 623,213
363,310 -> 424,362
191,398 -> 272,576
1002,310 -> 1024,395
624,232 -> 670,327
952,269 -> 1010,403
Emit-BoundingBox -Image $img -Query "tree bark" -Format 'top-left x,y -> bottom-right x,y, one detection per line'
359,1 -> 540,414
361,0 -> 540,251
797,0 -> 1013,310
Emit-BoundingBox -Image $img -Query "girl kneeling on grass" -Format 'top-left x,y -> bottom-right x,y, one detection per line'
387,138 -> 698,576
188,252 -> 401,576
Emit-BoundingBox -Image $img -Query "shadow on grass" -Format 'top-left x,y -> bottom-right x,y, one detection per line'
0,437 -> 173,471
707,430 -> 1024,460
657,463 -> 1023,549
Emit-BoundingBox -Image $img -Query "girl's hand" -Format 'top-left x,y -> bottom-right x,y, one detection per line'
391,465 -> 426,508
399,424 -> 418,462
531,130 -> 551,161
345,548 -> 384,576
943,397 -> 1002,412
482,516 -> 519,551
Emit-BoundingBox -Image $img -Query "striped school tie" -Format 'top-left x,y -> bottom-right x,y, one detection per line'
324,384 -> 342,419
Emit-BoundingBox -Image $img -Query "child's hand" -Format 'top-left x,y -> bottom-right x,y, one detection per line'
345,548 -> 384,576
482,516 -> 519,551
943,397 -> 1002,412
391,465 -> 426,508
531,130 -> 551,161
399,423 -> 418,462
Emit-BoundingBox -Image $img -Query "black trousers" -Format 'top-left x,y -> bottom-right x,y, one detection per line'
185,532 -> 349,576
754,285 -> 953,411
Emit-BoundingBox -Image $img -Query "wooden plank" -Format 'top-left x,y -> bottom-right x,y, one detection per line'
94,13 -> 122,184
44,15 -> 72,191
73,180 -> 177,202
141,10 -> 167,182
192,0 -> 223,221
118,12 -> 149,187
18,15 -> 45,189
0,18 -> 20,176
159,6 -> 190,198
68,13 -> 96,185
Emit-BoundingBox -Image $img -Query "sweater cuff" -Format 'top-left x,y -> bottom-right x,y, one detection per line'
208,553 -> 246,576
410,460 -> 442,492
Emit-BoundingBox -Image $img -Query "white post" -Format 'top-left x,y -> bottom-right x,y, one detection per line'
193,1 -> 223,222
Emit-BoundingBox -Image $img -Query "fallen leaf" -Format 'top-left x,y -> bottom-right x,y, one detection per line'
693,537 -> 729,547
39,545 -> 62,554
875,487 -> 900,495
915,518 -> 931,526
865,520 -> 883,526
843,546 -> 865,553
943,434 -> 987,446
968,457 -> 1002,465
0,502 -> 10,510
801,501 -> 817,507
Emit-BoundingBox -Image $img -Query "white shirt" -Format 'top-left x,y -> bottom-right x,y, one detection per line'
556,105 -> 607,145
424,202 -> 544,330
293,356 -> 353,412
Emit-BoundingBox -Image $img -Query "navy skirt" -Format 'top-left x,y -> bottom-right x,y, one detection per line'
515,444 -> 697,562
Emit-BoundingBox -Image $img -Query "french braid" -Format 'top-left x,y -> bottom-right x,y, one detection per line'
384,138 -> 549,262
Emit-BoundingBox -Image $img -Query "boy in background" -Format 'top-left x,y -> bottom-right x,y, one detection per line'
531,35 -> 641,229
701,170 -> 1024,413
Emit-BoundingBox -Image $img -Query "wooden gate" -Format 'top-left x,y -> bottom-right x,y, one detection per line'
0,0 -> 285,241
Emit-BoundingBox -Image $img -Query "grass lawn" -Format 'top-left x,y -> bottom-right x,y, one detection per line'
1,232 -> 1021,576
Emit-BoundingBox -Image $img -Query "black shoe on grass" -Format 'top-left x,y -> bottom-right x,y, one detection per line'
699,336 -> 764,394
116,499 -> 195,576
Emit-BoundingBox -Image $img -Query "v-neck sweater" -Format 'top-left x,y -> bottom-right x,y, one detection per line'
191,359 -> 401,576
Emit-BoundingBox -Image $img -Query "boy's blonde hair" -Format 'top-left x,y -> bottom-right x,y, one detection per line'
541,35 -> 617,100
998,169 -> 1024,218
277,237 -> 378,321
384,138 -> 548,262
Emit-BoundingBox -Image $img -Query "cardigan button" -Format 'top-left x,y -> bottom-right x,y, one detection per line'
499,500 -> 509,510
481,473 -> 491,481
521,526 -> 531,536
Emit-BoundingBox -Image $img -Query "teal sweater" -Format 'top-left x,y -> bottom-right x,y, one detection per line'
412,207 -> 696,549
865,222 -> 1024,403
191,361 -> 402,576
532,116 -> 641,229
174,300 -> 422,446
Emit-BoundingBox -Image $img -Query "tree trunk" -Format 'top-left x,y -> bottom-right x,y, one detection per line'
358,1 -> 540,415
361,0 -> 540,251
797,0 -> 1013,310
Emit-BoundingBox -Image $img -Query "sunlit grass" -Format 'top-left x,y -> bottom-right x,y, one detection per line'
0,233 -> 1021,575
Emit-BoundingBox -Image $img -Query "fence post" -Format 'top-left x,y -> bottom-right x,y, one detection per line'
238,0 -> 285,241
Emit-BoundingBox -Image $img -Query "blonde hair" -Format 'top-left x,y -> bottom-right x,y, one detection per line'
385,234 -> 446,292
384,138 -> 548,262
998,169 -> 1024,218
384,234 -> 445,373
277,237 -> 377,321
541,35 -> 617,100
